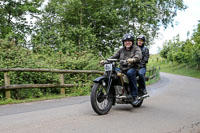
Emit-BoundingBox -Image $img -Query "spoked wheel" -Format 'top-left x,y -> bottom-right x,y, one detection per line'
90,82 -> 113,115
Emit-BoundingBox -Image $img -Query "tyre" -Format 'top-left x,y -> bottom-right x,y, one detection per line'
90,82 -> 113,115
132,99 -> 143,108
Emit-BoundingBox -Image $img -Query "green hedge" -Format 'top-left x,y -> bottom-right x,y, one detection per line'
0,39 -> 102,100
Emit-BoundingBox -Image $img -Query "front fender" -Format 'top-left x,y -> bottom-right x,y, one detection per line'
93,76 -> 108,83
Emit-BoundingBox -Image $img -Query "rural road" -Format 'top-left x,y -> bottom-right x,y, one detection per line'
0,72 -> 200,133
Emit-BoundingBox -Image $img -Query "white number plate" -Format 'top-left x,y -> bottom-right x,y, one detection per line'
104,64 -> 112,71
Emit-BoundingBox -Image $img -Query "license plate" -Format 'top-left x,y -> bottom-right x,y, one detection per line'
104,64 -> 112,71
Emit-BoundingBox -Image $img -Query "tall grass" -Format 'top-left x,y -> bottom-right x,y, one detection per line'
149,54 -> 200,79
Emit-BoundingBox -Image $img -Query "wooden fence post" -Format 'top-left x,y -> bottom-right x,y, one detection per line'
59,74 -> 65,95
4,72 -> 11,99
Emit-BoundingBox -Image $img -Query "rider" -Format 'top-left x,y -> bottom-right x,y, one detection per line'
101,33 -> 142,104
136,35 -> 150,95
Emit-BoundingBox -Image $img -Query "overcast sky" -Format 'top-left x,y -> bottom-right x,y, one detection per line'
149,0 -> 200,54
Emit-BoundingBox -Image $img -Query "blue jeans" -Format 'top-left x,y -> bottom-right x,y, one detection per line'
126,68 -> 138,97
138,67 -> 146,91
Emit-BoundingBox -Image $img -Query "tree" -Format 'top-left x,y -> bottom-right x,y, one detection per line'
191,21 -> 200,69
159,21 -> 200,69
160,40 -> 171,59
0,0 -> 43,46
31,0 -> 187,54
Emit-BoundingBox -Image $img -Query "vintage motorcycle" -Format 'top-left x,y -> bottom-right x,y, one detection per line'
90,58 -> 149,115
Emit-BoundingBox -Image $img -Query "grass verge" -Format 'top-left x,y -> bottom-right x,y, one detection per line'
159,63 -> 200,78
148,54 -> 200,79
146,70 -> 160,85
0,95 -> 67,105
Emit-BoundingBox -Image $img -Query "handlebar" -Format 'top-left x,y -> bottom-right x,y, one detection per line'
107,59 -> 119,62
105,59 -> 127,64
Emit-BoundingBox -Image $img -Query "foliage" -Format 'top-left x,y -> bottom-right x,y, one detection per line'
160,40 -> 171,59
148,54 -> 200,79
31,0 -> 187,54
192,21 -> 200,65
0,0 -> 43,45
0,38 -> 101,100
160,21 -> 200,68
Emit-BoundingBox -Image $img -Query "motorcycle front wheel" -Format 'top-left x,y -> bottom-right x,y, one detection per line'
90,82 -> 113,115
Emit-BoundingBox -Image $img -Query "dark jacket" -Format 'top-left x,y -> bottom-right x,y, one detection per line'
139,46 -> 149,68
109,45 -> 142,71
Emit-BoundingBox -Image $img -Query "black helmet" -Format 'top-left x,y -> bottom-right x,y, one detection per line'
136,35 -> 145,42
136,35 -> 145,46
122,33 -> 134,44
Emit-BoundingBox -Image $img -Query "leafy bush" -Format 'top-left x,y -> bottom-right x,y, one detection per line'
160,22 -> 200,68
0,38 -> 101,100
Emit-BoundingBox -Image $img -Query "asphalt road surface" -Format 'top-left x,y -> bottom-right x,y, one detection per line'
0,72 -> 200,133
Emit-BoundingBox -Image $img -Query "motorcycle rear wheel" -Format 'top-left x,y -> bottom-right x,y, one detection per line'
90,83 -> 113,115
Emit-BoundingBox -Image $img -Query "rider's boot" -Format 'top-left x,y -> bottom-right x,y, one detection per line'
143,89 -> 148,95
142,89 -> 150,99
132,96 -> 139,105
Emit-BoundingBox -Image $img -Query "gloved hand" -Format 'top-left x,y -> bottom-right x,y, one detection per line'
127,58 -> 136,64
100,60 -> 106,65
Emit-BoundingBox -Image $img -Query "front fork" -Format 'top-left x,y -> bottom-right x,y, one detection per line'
94,71 -> 114,100
105,71 -> 113,95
